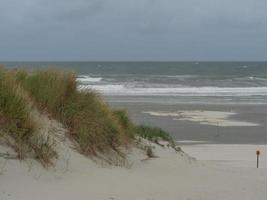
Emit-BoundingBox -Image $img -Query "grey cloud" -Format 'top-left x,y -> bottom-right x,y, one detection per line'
30,0 -> 107,22
0,0 -> 267,61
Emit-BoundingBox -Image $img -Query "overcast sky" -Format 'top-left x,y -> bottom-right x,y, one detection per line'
0,0 -> 267,61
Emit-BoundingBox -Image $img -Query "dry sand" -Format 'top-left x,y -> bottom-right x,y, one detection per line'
1,139 -> 267,200
181,143 -> 267,168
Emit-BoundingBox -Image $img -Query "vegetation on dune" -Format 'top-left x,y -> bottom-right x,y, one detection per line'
135,124 -> 180,156
135,125 -> 175,147
0,68 -> 178,166
112,109 -> 135,138
15,70 -> 77,115
15,70 -> 133,156
0,69 -> 56,167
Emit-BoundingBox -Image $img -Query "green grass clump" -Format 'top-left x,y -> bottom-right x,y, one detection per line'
112,109 -> 135,138
0,70 -> 34,146
0,69 -> 56,166
16,70 -> 133,156
134,125 -> 175,147
61,92 -> 130,155
15,70 -> 77,115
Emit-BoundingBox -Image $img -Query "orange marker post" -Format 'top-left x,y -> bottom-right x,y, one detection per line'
256,150 -> 260,168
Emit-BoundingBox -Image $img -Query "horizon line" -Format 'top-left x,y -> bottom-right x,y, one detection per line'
1,60 -> 267,63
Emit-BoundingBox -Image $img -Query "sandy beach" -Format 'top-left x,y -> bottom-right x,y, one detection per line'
1,138 -> 267,200
181,143 -> 267,168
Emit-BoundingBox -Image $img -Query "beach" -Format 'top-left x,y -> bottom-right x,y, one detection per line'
2,96 -> 267,200
2,0 -> 267,194
1,137 -> 267,200
1,62 -> 267,199
2,99 -> 267,200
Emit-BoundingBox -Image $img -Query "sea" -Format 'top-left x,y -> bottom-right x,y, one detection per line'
3,61 -> 267,104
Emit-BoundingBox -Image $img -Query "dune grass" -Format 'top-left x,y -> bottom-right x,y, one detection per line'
1,68 -> 178,166
135,124 -> 175,147
15,70 -> 133,156
112,109 -> 135,138
0,69 -> 56,166
15,70 -> 77,116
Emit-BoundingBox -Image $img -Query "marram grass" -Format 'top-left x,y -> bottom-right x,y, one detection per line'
0,68 -> 176,167
0,69 -> 56,167
15,69 -> 133,156
135,124 -> 175,147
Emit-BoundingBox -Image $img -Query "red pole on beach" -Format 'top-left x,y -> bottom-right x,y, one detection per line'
256,150 -> 260,168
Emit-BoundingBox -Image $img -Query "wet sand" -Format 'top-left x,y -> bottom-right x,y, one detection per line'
109,100 -> 267,144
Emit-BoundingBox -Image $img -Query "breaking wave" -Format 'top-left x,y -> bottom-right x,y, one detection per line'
78,84 -> 267,97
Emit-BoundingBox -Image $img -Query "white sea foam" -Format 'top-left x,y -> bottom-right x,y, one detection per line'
77,75 -> 103,83
78,84 -> 267,97
160,75 -> 197,79
78,84 -> 124,91
248,76 -> 267,81
234,76 -> 267,81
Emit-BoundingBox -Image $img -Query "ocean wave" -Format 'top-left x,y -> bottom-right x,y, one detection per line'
77,75 -> 103,83
151,75 -> 197,79
81,84 -> 124,90
234,76 -> 267,81
248,76 -> 267,81
78,84 -> 267,97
